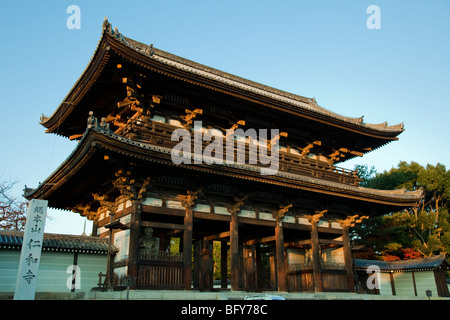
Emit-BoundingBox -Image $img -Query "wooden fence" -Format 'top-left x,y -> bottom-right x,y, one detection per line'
287,262 -> 350,292
137,250 -> 184,289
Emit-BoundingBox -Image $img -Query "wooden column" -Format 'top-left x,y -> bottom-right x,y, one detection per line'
127,200 -> 141,286
200,239 -> 214,291
273,204 -> 291,292
342,226 -> 354,292
337,215 -> 368,293
181,188 -> 202,291
93,194 -> 118,290
255,243 -> 261,290
112,172 -> 151,288
221,241 -> 228,289
193,240 -> 200,289
307,210 -> 326,293
230,212 -> 240,291
244,242 -> 256,291
227,196 -> 247,291
183,206 -> 194,290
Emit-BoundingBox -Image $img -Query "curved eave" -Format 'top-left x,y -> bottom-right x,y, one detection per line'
108,34 -> 404,141
40,32 -> 111,133
26,128 -> 422,210
42,26 -> 404,143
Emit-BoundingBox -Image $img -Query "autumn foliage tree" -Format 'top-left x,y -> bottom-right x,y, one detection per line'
352,161 -> 450,261
0,178 -> 28,231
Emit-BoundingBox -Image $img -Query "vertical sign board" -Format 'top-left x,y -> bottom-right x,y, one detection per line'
13,199 -> 48,300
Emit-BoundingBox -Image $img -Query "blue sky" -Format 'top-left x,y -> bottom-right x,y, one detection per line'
0,1 -> 449,235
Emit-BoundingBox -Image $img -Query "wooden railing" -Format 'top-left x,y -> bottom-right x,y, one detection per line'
120,119 -> 361,186
137,250 -> 184,289
287,262 -> 349,292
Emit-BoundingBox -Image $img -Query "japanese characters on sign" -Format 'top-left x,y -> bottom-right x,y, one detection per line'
13,199 -> 48,300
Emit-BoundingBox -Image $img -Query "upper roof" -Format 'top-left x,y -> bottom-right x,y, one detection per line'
40,18 -> 405,142
355,254 -> 450,272
0,230 -> 111,254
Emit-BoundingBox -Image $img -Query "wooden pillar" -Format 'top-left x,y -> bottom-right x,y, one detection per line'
310,220 -> 323,292
230,212 -> 240,291
342,226 -> 355,292
127,201 -> 141,287
244,242 -> 256,291
275,222 -> 287,292
181,188 -> 202,290
193,240 -> 200,289
273,205 -> 291,292
200,239 -> 214,291
228,196 -> 247,291
255,243 -> 261,290
337,214 -> 368,293
307,210 -> 326,293
221,241 -> 228,289
183,206 -> 194,290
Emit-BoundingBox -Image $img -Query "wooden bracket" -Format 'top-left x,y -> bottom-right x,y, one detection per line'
305,209 -> 327,224
180,187 -> 203,209
227,195 -> 248,216
336,214 -> 369,229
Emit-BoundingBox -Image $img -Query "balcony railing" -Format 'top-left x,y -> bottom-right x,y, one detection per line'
118,119 -> 361,186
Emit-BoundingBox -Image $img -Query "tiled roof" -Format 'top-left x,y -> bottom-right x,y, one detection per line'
355,254 -> 449,272
0,230 -> 111,254
41,18 -> 405,136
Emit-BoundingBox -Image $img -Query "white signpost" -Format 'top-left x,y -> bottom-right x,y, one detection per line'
13,199 -> 48,300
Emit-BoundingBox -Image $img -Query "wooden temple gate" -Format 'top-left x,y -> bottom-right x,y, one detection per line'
25,19 -> 423,294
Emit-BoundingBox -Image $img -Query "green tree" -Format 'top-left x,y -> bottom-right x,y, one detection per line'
354,164 -> 377,187
353,162 -> 450,260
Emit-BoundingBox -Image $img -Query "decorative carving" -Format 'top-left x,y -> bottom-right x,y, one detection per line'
113,169 -> 151,200
181,108 -> 203,128
336,214 -> 369,229
267,131 -> 288,149
86,111 -> 113,134
87,111 -> 98,129
92,193 -> 118,213
301,140 -> 321,157
227,195 -> 248,216
102,17 -> 112,34
273,204 -> 292,226
71,204 -> 99,221
227,120 -> 246,132
99,117 -> 111,131
180,188 -> 203,209
305,209 -> 327,224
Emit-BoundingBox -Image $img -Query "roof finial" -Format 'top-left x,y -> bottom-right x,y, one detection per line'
102,17 -> 112,34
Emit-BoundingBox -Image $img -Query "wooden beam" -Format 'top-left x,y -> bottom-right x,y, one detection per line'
349,150 -> 364,157
319,239 -> 344,246
302,140 -> 321,156
204,231 -> 230,241
69,134 -> 83,141
246,235 -> 276,245
141,220 -> 185,230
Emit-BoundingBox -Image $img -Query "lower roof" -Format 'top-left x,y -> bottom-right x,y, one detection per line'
355,254 -> 449,272
25,125 -> 423,212
0,230 -> 111,254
